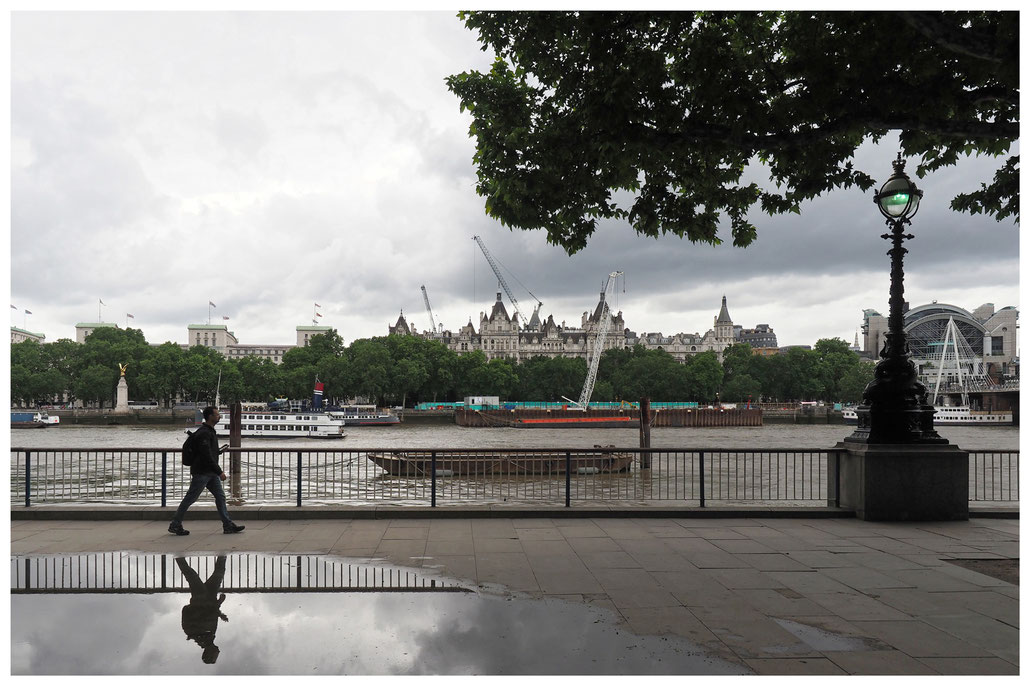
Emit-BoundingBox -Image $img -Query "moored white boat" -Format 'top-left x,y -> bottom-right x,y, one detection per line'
203,410 -> 346,438
11,411 -> 51,428
841,405 -> 1012,426
931,405 -> 1013,426
328,405 -> 400,426
197,377 -> 346,438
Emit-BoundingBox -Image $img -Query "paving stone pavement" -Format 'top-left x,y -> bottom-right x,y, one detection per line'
9,514 -> 1019,675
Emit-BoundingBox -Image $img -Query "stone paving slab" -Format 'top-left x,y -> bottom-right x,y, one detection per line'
8,514 -> 1019,675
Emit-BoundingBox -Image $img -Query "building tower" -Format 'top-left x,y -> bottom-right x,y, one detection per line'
714,295 -> 734,344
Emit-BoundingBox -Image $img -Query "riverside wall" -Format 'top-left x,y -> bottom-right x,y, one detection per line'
43,409 -> 197,426
33,406 -> 842,426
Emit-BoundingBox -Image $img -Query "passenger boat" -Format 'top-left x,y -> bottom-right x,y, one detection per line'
841,405 -> 1013,426
204,410 -> 346,438
366,448 -> 633,476
11,411 -> 51,429
929,405 -> 1013,425
328,404 -> 400,426
198,379 -> 346,438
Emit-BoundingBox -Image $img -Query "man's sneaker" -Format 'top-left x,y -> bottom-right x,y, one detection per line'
223,523 -> 245,534
168,523 -> 189,536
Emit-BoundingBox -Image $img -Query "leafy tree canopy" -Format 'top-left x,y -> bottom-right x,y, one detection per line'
447,11 -> 1018,254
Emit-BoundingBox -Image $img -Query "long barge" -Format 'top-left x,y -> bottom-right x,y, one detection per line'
367,449 -> 634,476
457,407 -> 761,428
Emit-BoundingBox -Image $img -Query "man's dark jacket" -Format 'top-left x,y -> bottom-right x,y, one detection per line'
188,422 -> 223,476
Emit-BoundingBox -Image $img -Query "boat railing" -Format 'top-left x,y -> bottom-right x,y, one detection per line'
9,447 -> 1018,510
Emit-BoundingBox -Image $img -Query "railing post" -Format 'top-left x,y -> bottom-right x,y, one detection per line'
826,449 -> 841,508
565,452 -> 571,507
431,451 -> 437,507
25,451 -> 31,507
296,451 -> 302,507
698,450 -> 705,508
161,451 -> 167,508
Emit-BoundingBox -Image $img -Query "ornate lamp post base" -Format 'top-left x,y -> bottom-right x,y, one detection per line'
846,404 -> 946,445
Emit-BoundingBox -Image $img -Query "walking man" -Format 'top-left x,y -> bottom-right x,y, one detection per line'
169,406 -> 245,536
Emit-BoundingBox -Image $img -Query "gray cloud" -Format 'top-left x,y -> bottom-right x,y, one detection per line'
10,12 -> 1019,351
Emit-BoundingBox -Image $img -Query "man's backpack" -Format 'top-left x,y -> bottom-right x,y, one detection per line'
182,430 -> 198,466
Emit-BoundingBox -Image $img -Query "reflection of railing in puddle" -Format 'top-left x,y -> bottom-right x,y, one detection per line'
11,552 -> 469,594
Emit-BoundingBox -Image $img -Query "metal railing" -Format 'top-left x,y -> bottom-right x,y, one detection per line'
10,447 -> 1017,508
13,447 -> 833,508
967,450 -> 1020,502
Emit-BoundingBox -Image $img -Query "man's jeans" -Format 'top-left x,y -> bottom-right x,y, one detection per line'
172,473 -> 233,526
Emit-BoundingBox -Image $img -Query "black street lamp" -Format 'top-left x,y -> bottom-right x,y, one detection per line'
846,153 -> 946,445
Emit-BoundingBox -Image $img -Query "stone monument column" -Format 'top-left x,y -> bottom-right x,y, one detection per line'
114,363 -> 130,413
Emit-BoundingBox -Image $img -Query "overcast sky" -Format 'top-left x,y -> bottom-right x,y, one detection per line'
8,11 -> 1020,352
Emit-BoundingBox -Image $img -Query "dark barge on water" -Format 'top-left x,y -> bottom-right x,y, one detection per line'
367,448 -> 634,476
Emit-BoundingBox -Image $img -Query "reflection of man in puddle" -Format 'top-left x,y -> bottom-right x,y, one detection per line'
176,556 -> 228,664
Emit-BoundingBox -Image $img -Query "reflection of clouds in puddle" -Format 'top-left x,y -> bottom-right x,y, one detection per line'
12,553 -> 747,675
12,594 -> 178,674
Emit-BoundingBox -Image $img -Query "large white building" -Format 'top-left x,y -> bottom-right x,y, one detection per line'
55,321 -> 333,365
11,327 -> 45,344
74,322 -> 120,343
188,324 -> 334,363
628,295 -> 744,362
390,294 -> 751,364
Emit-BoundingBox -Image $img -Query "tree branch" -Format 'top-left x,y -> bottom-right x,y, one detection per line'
632,117 -> 1017,153
902,11 -> 1009,64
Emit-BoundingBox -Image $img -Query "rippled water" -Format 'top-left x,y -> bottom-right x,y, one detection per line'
11,424 -> 1017,506
9,422 -> 1019,451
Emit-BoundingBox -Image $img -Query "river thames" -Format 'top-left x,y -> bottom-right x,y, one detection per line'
8,422 -> 1020,451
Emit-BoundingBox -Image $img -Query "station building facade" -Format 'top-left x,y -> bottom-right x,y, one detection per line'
861,302 -> 1019,381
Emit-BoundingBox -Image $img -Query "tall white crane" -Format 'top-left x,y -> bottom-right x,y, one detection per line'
420,285 -> 439,337
568,270 -> 623,409
472,235 -> 542,326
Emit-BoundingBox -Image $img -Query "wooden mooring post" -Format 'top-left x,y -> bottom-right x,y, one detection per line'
229,401 -> 243,503
639,397 -> 651,468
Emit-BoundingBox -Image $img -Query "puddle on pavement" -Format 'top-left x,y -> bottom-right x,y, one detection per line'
772,618 -> 879,652
11,552 -> 747,675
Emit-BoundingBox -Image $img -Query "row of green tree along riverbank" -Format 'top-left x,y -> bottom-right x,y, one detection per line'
10,327 -> 874,409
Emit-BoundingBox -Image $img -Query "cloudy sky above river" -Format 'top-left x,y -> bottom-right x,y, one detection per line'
9,10 -> 1021,351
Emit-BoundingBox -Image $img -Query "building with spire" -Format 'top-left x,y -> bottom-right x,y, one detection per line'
388,294 -> 765,364
704,295 -> 737,358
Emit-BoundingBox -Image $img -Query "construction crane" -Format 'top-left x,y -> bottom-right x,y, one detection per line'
566,270 -> 623,409
420,285 -> 440,337
472,235 -> 542,326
